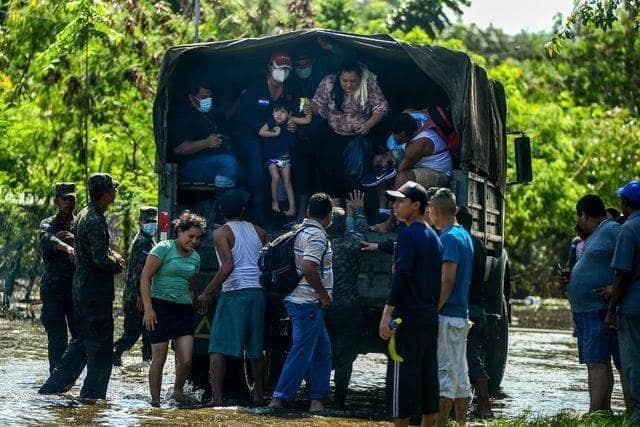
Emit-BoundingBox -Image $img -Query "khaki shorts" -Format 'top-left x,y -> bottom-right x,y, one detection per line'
437,315 -> 472,399
411,167 -> 449,190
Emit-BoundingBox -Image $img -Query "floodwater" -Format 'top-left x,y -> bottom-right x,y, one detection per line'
0,320 -> 625,426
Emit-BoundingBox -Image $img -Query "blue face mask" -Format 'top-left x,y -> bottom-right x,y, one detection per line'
143,222 -> 157,236
198,97 -> 213,113
295,66 -> 312,79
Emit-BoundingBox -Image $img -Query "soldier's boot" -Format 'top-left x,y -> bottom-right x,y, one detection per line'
39,338 -> 87,394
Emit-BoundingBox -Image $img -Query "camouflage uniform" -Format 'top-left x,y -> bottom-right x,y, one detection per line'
39,173 -> 122,400
39,182 -> 77,373
113,207 -> 157,365
325,206 -> 368,408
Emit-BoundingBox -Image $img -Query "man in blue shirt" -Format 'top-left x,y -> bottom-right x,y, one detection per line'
607,181 -> 640,423
567,195 -> 626,413
379,181 -> 442,427
428,188 -> 473,427
233,52 -> 297,226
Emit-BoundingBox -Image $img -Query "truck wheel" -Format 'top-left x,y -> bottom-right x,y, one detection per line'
486,261 -> 510,396
486,298 -> 509,395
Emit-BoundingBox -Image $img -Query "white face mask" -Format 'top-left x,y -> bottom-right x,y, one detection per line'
143,222 -> 157,236
272,68 -> 290,83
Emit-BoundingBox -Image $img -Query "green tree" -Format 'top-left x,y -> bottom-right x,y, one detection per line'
387,0 -> 469,38
316,0 -> 356,31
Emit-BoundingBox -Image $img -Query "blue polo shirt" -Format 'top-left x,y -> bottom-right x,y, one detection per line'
611,211 -> 640,315
567,219 -> 620,313
439,224 -> 474,318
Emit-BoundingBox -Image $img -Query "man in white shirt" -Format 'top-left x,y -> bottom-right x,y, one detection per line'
269,193 -> 334,412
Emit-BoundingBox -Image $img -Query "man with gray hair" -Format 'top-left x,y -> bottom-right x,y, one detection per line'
428,188 -> 473,426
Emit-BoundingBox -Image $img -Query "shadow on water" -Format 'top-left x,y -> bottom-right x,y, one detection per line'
0,319 -> 627,425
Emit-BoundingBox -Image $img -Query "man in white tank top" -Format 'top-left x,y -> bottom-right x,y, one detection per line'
197,190 -> 269,405
372,112 -> 452,233
393,112 -> 452,189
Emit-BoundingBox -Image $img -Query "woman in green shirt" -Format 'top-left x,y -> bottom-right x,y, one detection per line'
140,210 -> 205,407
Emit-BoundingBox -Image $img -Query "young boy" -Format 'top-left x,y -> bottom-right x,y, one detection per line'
259,100 -> 311,217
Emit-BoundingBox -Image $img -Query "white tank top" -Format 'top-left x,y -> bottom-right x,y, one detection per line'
216,221 -> 262,293
401,129 -> 452,174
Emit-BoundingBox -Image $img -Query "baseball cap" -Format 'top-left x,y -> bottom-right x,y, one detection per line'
87,173 -> 119,195
616,180 -> 640,204
55,182 -> 76,199
139,206 -> 158,223
386,181 -> 429,205
270,51 -> 292,69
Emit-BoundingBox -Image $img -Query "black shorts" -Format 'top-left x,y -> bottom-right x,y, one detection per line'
148,298 -> 194,344
387,322 -> 439,419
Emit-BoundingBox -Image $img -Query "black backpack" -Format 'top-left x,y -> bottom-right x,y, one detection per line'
258,224 -> 327,295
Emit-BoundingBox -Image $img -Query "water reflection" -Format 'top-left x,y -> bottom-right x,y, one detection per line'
0,320 -> 626,425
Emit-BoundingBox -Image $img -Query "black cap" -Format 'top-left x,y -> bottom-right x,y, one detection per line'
55,182 -> 76,199
139,206 -> 158,223
386,181 -> 429,205
87,173 -> 119,195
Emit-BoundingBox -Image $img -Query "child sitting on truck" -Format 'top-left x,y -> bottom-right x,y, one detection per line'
258,100 -> 311,217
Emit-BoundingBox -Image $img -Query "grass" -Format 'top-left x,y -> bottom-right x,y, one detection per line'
486,410 -> 636,426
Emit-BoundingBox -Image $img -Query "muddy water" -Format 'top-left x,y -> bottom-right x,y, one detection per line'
0,320 -> 625,425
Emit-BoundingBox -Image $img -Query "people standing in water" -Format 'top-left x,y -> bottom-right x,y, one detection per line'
140,211 -> 205,407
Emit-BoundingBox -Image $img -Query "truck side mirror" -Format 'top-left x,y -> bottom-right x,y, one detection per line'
514,135 -> 533,184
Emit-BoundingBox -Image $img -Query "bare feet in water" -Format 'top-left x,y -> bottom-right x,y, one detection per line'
284,208 -> 296,217
272,201 -> 281,213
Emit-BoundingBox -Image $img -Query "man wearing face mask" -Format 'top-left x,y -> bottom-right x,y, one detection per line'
112,206 -> 158,367
233,52 -> 296,227
170,81 -> 239,189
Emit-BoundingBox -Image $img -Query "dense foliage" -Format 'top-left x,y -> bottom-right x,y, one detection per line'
1,0 -> 639,297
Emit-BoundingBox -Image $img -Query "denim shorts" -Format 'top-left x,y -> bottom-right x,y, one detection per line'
573,309 -> 621,369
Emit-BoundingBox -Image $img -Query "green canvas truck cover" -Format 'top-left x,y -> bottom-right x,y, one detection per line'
153,29 -> 507,190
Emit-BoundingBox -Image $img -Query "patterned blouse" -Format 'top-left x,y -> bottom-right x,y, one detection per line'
312,74 -> 389,135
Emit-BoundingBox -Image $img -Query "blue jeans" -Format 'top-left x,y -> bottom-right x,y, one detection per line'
273,302 -> 332,401
236,135 -> 267,226
178,153 -> 238,187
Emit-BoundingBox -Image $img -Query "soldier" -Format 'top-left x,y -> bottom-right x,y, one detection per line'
39,172 -> 125,400
39,182 -> 77,374
324,190 -> 368,409
112,206 -> 157,366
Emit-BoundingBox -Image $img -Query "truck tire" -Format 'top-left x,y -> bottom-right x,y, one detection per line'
485,264 -> 510,395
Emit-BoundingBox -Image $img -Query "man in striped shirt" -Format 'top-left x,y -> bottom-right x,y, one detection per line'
270,193 -> 334,412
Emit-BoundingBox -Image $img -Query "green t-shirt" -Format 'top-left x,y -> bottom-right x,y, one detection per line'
149,240 -> 200,305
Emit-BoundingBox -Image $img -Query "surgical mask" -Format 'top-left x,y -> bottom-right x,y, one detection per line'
198,97 -> 213,113
272,68 -> 290,83
142,222 -> 157,236
295,66 -> 312,79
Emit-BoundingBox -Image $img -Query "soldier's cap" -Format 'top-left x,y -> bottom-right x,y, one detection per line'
386,181 -> 428,205
87,173 -> 119,195
139,206 -> 158,223
55,182 -> 76,199
616,180 -> 640,205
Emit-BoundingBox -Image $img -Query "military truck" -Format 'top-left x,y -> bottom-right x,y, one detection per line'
152,29 -> 532,401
